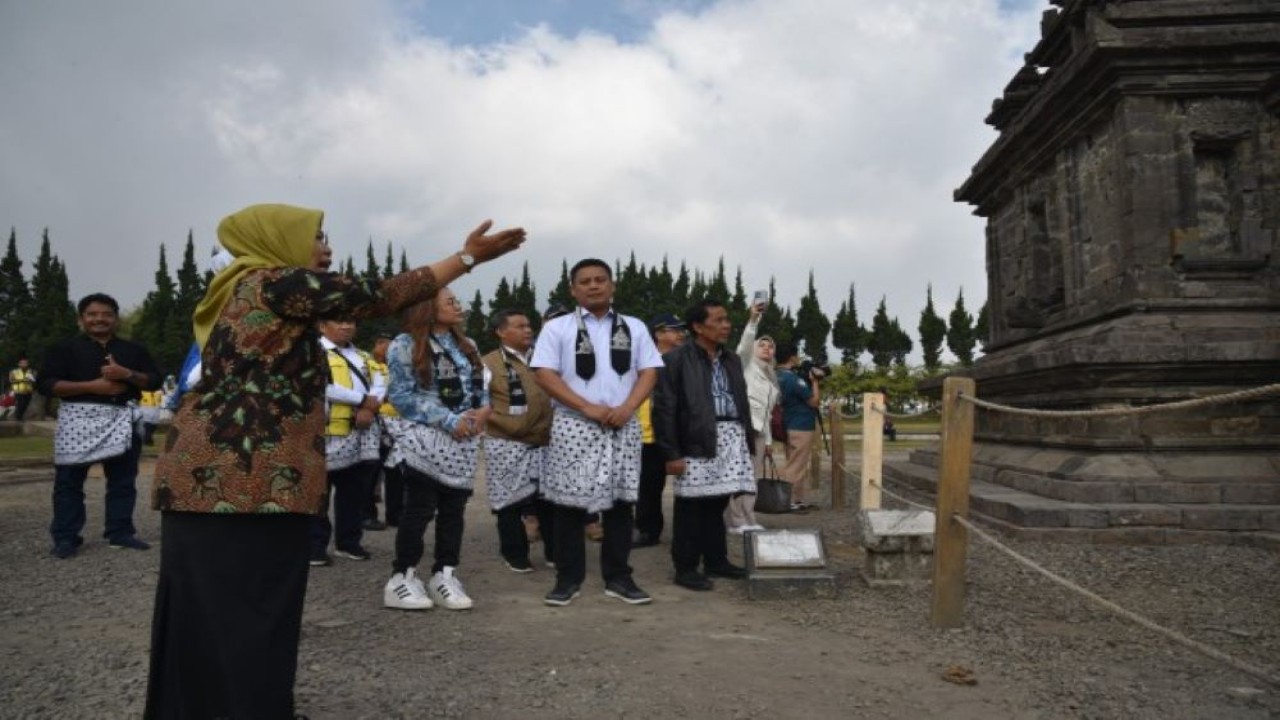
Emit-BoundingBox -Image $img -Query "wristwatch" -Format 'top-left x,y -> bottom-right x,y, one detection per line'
457,251 -> 476,272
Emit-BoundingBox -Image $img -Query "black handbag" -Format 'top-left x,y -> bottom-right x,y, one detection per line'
754,454 -> 791,514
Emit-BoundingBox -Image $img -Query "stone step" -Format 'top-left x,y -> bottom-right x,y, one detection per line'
881,460 -> 1280,538
904,447 -> 1280,504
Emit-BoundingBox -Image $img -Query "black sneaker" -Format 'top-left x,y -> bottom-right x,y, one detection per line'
108,536 -> 151,551
704,562 -> 747,580
51,542 -> 77,559
674,571 -> 713,591
544,582 -> 581,607
361,518 -> 388,532
334,546 -> 371,561
604,577 -> 652,605
309,551 -> 332,567
504,557 -> 535,574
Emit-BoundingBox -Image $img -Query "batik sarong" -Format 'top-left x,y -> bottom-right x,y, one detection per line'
541,411 -> 641,513
54,402 -> 137,466
673,421 -> 754,498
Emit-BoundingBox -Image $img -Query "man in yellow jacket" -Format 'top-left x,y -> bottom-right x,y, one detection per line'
8,356 -> 36,421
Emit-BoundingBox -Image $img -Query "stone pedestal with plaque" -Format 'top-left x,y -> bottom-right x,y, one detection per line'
858,509 -> 935,587
743,529 -> 837,600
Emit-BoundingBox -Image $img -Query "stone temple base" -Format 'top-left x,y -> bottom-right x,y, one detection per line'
883,442 -> 1280,547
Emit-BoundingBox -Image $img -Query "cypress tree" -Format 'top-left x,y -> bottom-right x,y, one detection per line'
383,242 -> 395,278
671,263 -> 691,313
27,231 -> 76,367
917,284 -> 947,372
758,277 -> 786,341
831,283 -> 866,367
794,271 -> 832,362
728,267 -> 748,346
511,263 -> 539,333
0,228 -> 33,367
135,245 -> 182,371
363,240 -> 380,282
466,290 -> 492,352
867,297 -> 895,371
888,317 -> 913,367
547,260 -> 572,310
946,290 -> 976,367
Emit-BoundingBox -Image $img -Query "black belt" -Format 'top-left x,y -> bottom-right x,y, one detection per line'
715,416 -> 739,422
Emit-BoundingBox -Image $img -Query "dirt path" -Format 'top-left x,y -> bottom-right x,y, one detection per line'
0,456 -> 1276,718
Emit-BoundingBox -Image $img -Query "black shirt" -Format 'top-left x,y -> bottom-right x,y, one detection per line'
37,334 -> 162,405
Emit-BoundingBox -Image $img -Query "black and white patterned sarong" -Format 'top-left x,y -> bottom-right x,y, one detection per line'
481,437 -> 540,511
673,421 -> 754,498
541,411 -> 641,513
54,402 -> 137,466
382,416 -> 479,490
325,423 -> 382,472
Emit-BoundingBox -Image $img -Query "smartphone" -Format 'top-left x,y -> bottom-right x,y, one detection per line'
752,290 -> 769,306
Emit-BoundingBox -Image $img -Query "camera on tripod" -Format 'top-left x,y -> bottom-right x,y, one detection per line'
796,354 -> 831,381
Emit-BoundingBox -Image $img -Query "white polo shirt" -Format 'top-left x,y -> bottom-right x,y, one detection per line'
530,306 -> 663,408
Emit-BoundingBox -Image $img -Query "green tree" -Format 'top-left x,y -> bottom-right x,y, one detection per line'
917,284 -> 947,373
135,245 -> 185,371
706,257 -> 729,302
547,260 -> 572,310
0,228 -> 33,367
383,242 -> 396,278
888,318 -> 913,367
794,271 -> 831,362
946,290 -> 977,367
728,267 -> 749,346
758,278 -> 786,342
362,240 -> 380,282
466,290 -> 491,352
27,230 -> 76,367
974,300 -> 989,354
671,262 -> 691,312
510,263 -> 540,333
489,277 -> 513,317
866,297 -> 895,371
831,283 -> 866,367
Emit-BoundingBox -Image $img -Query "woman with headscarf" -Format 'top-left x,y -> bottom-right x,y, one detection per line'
724,300 -> 777,534
144,204 -> 524,720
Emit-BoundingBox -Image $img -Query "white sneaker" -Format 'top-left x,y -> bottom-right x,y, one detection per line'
384,568 -> 433,610
427,566 -> 474,610
727,525 -> 747,535
745,524 -> 766,532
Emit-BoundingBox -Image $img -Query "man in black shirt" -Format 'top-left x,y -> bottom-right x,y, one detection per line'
39,293 -> 162,559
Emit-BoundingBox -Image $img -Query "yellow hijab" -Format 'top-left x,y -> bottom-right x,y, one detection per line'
192,203 -> 324,349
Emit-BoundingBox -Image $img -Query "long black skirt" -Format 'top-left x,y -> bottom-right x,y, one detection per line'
145,511 -> 311,720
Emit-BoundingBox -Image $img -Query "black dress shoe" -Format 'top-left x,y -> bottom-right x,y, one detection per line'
704,562 -> 747,579
674,571 -> 714,591
632,532 -> 660,548
362,518 -> 388,531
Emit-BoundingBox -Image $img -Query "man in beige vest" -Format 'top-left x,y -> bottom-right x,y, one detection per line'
482,309 -> 554,572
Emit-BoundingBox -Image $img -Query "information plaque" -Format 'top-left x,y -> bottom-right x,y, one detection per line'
749,529 -> 826,569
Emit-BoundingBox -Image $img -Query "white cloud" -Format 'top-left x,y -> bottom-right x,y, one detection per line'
0,0 -> 1042,359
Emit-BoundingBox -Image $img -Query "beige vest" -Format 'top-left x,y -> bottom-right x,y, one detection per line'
482,349 -> 552,446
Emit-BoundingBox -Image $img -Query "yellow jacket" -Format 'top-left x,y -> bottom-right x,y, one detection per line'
325,348 -> 377,436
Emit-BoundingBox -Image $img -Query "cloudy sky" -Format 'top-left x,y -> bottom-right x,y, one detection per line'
1,0 -> 1043,357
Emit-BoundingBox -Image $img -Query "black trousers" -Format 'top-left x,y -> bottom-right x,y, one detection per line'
383,462 -> 405,525
671,495 -> 731,574
635,443 -> 667,538
310,461 -> 373,554
553,502 -> 634,586
496,497 -> 557,564
393,465 -> 470,574
146,512 -> 310,720
14,392 -> 31,421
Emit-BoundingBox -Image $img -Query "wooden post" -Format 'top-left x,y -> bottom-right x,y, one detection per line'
860,393 -> 884,510
809,437 -> 821,490
931,377 -> 976,629
829,405 -> 845,510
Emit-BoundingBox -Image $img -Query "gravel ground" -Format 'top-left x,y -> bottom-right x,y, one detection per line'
0,452 -> 1277,719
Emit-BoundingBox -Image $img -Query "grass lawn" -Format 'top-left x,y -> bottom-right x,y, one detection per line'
0,431 -> 167,461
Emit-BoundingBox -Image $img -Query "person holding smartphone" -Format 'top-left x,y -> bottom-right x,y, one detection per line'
725,295 -> 776,533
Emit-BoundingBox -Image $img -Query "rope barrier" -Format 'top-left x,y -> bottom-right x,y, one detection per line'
960,382 -> 1280,419
950,513 -> 1280,688
832,460 -> 1280,688
866,405 -> 938,421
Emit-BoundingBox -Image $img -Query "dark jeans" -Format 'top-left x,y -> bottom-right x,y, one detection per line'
496,497 -> 556,564
635,443 -> 667,538
383,463 -> 405,525
14,392 -> 31,421
310,462 -> 374,554
393,465 -> 471,574
50,435 -> 142,546
671,495 -> 731,574
553,502 -> 634,586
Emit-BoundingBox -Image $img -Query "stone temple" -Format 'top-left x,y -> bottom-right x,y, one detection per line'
894,0 -> 1280,544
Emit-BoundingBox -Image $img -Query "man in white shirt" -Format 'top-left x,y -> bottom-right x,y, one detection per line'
531,259 -> 664,606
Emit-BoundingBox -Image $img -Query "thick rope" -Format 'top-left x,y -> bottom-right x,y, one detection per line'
960,382 -> 1280,419
835,460 -> 1280,687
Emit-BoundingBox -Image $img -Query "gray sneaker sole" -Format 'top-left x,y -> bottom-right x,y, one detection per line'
604,588 -> 652,605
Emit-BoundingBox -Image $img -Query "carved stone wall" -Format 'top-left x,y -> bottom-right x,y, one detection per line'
945,0 -> 1280,454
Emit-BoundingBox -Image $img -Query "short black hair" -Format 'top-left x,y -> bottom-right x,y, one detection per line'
570,258 -> 612,283
77,293 -> 119,316
683,298 -> 724,330
775,342 -> 799,364
489,308 -> 527,334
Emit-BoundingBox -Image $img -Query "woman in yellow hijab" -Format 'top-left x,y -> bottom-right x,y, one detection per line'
145,203 -> 525,720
